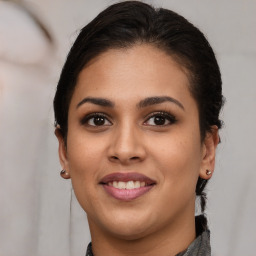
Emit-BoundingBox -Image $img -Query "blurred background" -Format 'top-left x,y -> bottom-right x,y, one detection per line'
0,0 -> 255,255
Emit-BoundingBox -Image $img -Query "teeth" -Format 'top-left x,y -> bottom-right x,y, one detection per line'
134,181 -> 140,188
110,181 -> 147,189
126,181 -> 134,189
140,181 -> 145,187
118,181 -> 126,189
113,181 -> 118,188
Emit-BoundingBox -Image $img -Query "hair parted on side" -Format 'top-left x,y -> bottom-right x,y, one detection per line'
54,0 -> 224,222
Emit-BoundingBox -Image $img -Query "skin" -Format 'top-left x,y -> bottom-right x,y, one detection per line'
56,44 -> 219,256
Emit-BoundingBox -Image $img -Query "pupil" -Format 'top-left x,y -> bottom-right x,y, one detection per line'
154,116 -> 165,125
94,117 -> 105,125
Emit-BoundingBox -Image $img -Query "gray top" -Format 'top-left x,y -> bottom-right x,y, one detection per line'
85,215 -> 210,256
176,230 -> 210,256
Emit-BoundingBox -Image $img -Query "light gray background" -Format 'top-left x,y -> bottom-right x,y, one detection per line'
0,0 -> 255,256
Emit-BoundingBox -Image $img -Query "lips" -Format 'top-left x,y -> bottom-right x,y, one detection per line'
100,172 -> 156,201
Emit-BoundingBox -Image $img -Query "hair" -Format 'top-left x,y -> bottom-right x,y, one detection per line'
54,1 -> 224,223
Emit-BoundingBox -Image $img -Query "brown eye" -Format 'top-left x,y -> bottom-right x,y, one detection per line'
153,116 -> 166,125
144,112 -> 176,126
91,116 -> 106,126
81,113 -> 112,127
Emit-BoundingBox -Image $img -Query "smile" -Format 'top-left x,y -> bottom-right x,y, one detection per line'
100,172 -> 156,201
108,180 -> 147,189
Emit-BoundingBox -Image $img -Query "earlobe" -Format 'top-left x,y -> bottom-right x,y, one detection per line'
55,128 -> 71,179
199,126 -> 219,180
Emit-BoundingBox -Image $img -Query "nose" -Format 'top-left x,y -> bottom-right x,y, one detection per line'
107,123 -> 146,165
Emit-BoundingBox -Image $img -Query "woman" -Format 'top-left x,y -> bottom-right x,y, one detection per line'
54,1 -> 224,255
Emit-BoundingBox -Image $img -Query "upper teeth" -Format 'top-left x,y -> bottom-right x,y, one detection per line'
108,181 -> 146,189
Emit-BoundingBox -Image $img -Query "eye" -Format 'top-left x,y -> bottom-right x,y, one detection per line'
144,112 -> 176,126
81,113 -> 112,127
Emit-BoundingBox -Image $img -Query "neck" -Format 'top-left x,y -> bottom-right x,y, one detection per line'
88,212 -> 196,256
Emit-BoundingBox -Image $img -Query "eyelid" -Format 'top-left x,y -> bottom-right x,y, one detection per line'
143,111 -> 177,125
80,112 -> 112,126
79,111 -> 176,127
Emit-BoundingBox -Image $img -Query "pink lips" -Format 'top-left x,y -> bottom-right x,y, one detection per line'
100,172 -> 156,201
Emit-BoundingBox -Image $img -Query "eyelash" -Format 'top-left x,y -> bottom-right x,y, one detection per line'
80,112 -> 112,127
80,111 -> 177,127
144,111 -> 177,126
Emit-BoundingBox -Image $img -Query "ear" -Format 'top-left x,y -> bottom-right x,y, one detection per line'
55,128 -> 71,179
199,125 -> 219,180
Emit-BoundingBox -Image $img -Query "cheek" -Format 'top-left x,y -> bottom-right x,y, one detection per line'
67,131 -> 105,172
66,132 -> 107,198
149,128 -> 202,188
149,136 -> 202,221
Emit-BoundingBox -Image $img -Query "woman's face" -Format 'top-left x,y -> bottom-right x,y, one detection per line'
57,45 -> 217,239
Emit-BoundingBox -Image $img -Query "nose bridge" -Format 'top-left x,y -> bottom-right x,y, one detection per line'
109,119 -> 145,163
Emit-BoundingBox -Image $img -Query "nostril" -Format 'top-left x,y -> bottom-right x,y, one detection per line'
109,155 -> 140,162
109,156 -> 119,163
130,156 -> 140,160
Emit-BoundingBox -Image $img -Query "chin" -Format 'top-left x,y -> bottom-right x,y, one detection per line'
94,208 -> 158,240
106,222 -> 152,241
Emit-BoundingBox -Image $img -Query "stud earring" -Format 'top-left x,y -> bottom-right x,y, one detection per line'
60,170 -> 70,179
206,170 -> 212,176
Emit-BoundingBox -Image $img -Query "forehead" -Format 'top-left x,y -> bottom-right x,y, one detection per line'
71,44 -> 194,108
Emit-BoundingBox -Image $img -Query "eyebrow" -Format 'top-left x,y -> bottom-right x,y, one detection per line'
137,96 -> 185,110
77,97 -> 114,108
76,96 -> 184,110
